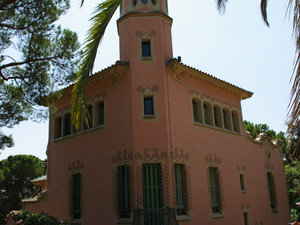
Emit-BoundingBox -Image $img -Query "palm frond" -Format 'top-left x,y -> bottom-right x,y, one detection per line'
216,0 -> 228,14
260,0 -> 269,26
287,0 -> 300,160
72,0 -> 121,130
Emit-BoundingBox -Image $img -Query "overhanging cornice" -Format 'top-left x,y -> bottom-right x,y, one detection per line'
166,59 -> 253,100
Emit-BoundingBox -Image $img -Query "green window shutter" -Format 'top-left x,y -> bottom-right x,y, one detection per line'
118,165 -> 131,218
267,172 -> 276,210
143,164 -> 163,209
73,174 -> 81,219
209,167 -> 220,213
192,100 -> 198,122
98,101 -> 104,126
174,164 -> 187,215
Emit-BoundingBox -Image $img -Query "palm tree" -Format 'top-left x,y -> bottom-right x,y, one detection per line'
72,0 -> 300,159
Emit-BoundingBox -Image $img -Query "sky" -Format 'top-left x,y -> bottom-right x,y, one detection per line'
0,0 -> 295,160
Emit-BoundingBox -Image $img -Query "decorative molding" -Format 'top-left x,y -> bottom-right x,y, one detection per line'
137,85 -> 159,93
237,165 -> 246,173
135,148 -> 168,162
136,30 -> 156,37
205,154 -> 221,167
69,160 -> 84,171
241,203 -> 250,211
112,150 -> 134,165
170,148 -> 189,162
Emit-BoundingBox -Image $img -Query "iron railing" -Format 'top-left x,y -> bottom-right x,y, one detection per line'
132,207 -> 179,225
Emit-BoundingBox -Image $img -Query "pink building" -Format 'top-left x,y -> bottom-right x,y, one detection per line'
21,0 -> 290,224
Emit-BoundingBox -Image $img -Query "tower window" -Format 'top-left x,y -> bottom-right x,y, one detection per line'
141,0 -> 147,5
144,96 -> 154,115
64,113 -> 71,136
142,40 -> 151,57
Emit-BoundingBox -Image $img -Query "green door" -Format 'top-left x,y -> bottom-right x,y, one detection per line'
143,164 -> 163,225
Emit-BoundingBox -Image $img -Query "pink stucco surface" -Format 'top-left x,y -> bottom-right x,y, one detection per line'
21,1 -> 290,225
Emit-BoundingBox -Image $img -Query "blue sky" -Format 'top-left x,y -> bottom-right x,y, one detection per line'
0,0 -> 295,160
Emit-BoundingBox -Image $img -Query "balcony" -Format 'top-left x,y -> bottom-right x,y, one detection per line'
132,207 -> 179,225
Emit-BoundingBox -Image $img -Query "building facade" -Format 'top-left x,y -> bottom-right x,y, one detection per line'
21,0 -> 290,224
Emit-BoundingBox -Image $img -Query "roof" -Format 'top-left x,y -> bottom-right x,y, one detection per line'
166,58 -> 253,100
31,175 -> 47,183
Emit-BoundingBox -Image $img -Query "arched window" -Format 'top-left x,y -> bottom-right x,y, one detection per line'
151,0 -> 157,5
232,111 -> 240,132
203,102 -> 213,125
63,113 -> 71,136
133,0 -> 137,6
223,108 -> 232,130
54,116 -> 62,139
192,99 -> 203,123
213,105 -> 222,128
142,0 -> 147,4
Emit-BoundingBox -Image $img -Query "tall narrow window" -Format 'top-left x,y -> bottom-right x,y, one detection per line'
72,174 -> 81,219
142,40 -> 151,57
203,102 -> 212,125
98,101 -> 105,126
213,106 -> 222,128
267,172 -> 277,210
223,108 -> 231,130
144,96 -> 154,115
240,174 -> 246,192
118,165 -> 131,218
54,117 -> 62,139
232,111 -> 240,132
192,100 -> 199,122
64,113 -> 71,136
174,164 -> 187,215
243,212 -> 249,225
209,167 -> 221,214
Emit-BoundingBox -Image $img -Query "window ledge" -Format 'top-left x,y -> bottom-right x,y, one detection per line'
212,213 -> 224,219
69,219 -> 81,225
176,215 -> 192,221
143,114 -> 155,119
193,121 -> 241,136
141,56 -> 152,61
53,124 -> 105,143
271,208 -> 279,213
241,190 -> 247,194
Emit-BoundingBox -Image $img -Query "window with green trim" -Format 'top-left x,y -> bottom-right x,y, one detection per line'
72,173 -> 81,219
209,167 -> 221,214
174,164 -> 187,215
267,172 -> 277,210
118,165 -> 131,218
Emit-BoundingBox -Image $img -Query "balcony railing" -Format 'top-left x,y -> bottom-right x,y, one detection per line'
132,207 -> 179,225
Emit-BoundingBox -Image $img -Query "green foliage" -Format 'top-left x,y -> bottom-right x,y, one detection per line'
13,211 -> 68,225
285,161 -> 300,221
0,155 -> 46,224
0,0 -> 81,150
72,0 -> 120,130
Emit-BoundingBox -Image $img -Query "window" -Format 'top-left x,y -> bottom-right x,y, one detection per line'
118,165 -> 131,218
223,108 -> 231,130
192,100 -> 199,123
144,96 -> 154,115
133,0 -> 137,6
54,117 -> 62,139
209,167 -> 221,214
267,172 -> 277,210
64,113 -> 71,136
174,164 -> 187,215
232,111 -> 240,132
213,106 -> 222,128
98,101 -> 105,126
151,0 -> 157,4
203,102 -> 212,125
141,0 -> 147,5
243,212 -> 249,225
83,105 -> 93,130
240,174 -> 246,192
142,40 -> 151,57
72,174 -> 81,219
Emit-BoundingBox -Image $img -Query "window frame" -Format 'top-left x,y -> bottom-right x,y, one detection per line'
209,167 -> 222,215
174,164 -> 187,216
118,165 -> 131,218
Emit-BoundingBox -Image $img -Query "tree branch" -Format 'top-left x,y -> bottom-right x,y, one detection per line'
0,0 -> 18,9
